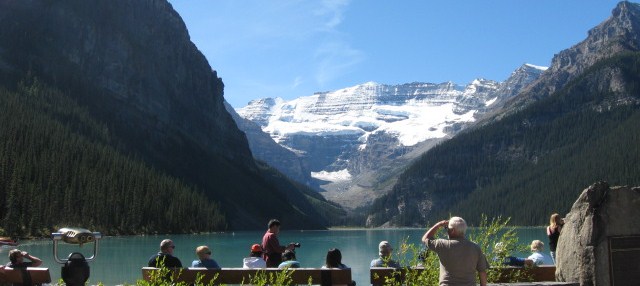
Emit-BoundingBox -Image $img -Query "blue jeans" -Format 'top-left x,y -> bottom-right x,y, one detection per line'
503,256 -> 526,266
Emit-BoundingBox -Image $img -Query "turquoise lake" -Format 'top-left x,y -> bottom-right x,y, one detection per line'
6,227 -> 548,285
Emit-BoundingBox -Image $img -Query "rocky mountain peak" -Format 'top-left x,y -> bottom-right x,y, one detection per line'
499,64 -> 547,97
235,64 -> 544,207
554,1 -> 640,73
611,1 -> 640,24
502,1 -> 640,112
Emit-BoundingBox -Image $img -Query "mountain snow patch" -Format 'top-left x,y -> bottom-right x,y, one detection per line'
311,169 -> 352,182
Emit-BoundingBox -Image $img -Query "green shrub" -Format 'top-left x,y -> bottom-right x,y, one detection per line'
378,215 -> 531,285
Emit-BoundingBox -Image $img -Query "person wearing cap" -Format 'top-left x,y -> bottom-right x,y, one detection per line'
262,219 -> 296,267
191,245 -> 220,268
422,217 -> 489,286
243,244 -> 267,268
6,249 -> 42,268
370,241 -> 401,268
148,239 -> 182,268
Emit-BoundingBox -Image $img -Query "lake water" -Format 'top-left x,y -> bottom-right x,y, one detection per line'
6,227 -> 547,285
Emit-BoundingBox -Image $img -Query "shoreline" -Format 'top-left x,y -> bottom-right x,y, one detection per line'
8,225 -> 547,242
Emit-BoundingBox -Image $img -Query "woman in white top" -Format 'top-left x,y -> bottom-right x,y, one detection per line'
243,244 -> 267,268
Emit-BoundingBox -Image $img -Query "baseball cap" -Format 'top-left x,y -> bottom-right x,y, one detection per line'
251,244 -> 262,253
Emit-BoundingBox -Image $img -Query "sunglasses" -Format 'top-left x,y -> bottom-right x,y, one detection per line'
205,251 -> 212,255
169,245 -> 176,249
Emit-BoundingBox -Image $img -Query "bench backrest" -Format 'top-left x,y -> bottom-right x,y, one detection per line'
0,267 -> 52,285
142,267 -> 352,286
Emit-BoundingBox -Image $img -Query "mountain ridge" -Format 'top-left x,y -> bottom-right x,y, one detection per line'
497,1 -> 640,115
366,1 -> 640,227
235,63 -> 545,208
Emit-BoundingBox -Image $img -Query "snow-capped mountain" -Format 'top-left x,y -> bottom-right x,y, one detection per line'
235,63 -> 546,208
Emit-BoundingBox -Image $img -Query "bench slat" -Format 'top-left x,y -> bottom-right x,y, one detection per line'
0,267 -> 52,284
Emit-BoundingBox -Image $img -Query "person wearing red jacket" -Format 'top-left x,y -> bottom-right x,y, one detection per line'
261,219 -> 295,267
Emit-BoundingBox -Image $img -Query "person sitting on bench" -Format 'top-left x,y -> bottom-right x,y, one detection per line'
6,249 -> 42,268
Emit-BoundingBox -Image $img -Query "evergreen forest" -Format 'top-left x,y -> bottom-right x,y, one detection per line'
368,52 -> 640,226
0,78 -> 227,237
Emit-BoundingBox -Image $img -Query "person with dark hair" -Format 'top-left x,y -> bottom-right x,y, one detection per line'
278,250 -> 300,269
323,248 -> 349,269
262,219 -> 295,267
243,244 -> 266,268
148,239 -> 182,268
6,249 -> 42,268
324,248 -> 356,286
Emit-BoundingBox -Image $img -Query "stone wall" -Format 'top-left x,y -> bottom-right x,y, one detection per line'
556,182 -> 640,285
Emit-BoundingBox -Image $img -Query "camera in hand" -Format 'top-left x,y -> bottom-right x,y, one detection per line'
294,243 -> 301,248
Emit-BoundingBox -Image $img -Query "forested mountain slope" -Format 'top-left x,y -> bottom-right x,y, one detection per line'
367,52 -> 640,227
0,0 -> 338,234
0,80 -> 228,236
366,1 -> 640,227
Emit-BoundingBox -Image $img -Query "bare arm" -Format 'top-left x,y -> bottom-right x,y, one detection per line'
422,220 -> 448,244
479,271 -> 487,286
24,253 -> 42,267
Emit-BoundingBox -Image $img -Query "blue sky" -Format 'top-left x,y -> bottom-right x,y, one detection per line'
168,1 -> 627,108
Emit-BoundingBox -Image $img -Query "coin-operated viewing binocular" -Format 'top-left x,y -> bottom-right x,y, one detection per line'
51,227 -> 102,286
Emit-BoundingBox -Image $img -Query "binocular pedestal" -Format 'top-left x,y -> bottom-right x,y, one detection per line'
61,252 -> 90,286
51,228 -> 101,286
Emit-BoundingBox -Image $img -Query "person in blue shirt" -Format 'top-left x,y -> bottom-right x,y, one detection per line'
370,241 -> 401,268
191,245 -> 220,268
527,240 -> 553,266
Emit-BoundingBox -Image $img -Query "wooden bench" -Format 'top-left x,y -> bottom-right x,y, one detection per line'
371,266 -> 556,285
493,265 -> 556,282
142,267 -> 353,285
0,267 -> 51,285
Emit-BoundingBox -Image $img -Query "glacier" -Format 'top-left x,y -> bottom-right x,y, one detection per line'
235,63 -> 547,208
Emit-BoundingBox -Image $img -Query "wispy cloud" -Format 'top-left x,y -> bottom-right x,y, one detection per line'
314,41 -> 365,87
315,0 -> 350,30
308,0 -> 364,87
291,76 -> 304,89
